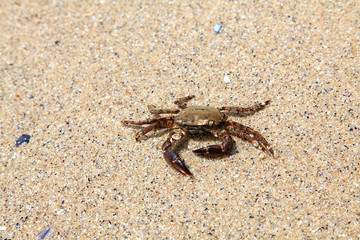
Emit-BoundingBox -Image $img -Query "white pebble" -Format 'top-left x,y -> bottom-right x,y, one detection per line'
224,76 -> 231,83
213,24 -> 222,33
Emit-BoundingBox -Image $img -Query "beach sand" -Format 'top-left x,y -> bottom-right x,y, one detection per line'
1,1 -> 359,238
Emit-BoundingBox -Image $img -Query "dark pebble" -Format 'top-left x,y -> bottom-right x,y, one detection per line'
15,134 -> 31,147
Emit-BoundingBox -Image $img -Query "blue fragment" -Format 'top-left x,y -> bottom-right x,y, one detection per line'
213,24 -> 222,33
15,134 -> 31,147
36,227 -> 52,240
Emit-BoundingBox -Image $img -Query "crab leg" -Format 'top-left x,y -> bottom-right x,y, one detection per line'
174,95 -> 195,109
147,105 -> 180,115
193,130 -> 233,156
219,100 -> 271,116
122,117 -> 175,141
162,129 -> 193,176
133,123 -> 160,141
225,120 -> 276,157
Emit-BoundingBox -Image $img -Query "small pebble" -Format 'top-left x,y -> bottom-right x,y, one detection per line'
15,134 -> 31,147
213,24 -> 222,33
224,76 -> 231,83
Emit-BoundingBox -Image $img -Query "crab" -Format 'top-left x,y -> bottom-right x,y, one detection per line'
123,95 -> 276,177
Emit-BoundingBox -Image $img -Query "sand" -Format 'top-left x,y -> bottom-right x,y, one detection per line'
1,1 -> 359,239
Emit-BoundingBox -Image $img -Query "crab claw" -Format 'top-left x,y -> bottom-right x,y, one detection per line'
163,150 -> 193,177
193,145 -> 224,156
193,130 -> 233,156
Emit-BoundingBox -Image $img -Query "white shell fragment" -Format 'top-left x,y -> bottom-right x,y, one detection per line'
213,24 -> 222,33
224,75 -> 231,83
